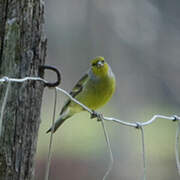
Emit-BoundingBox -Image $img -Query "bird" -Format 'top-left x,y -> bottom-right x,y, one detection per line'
46,56 -> 116,133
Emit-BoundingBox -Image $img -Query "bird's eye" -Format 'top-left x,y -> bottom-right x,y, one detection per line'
102,60 -> 105,63
92,63 -> 96,66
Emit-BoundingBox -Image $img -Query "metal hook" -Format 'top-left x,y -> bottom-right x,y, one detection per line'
38,65 -> 61,87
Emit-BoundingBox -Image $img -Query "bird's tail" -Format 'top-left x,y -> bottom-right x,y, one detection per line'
46,113 -> 71,133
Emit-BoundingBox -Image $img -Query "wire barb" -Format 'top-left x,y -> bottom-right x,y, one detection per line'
90,110 -> 103,121
173,115 -> 180,122
135,122 -> 142,129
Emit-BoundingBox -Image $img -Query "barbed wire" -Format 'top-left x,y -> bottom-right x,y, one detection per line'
0,76 -> 180,180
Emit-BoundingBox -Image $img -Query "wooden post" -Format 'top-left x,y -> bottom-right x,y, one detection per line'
0,0 -> 47,179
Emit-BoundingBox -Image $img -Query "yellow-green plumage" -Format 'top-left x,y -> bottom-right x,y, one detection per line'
47,56 -> 116,133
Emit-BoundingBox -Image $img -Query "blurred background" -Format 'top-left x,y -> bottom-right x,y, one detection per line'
35,0 -> 180,179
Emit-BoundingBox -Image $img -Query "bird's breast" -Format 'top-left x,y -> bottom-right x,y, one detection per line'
75,75 -> 115,110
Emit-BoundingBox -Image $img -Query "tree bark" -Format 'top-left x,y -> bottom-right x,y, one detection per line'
0,0 -> 47,179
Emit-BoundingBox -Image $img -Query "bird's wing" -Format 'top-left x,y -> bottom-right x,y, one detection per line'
60,73 -> 89,115
69,73 -> 89,97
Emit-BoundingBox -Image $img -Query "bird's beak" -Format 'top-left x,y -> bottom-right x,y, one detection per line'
97,61 -> 103,68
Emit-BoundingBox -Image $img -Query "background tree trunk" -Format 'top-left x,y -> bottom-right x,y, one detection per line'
0,0 -> 47,179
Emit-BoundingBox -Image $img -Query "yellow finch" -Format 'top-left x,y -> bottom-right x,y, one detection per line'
47,56 -> 116,133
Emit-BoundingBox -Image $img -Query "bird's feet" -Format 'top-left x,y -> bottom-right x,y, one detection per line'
91,110 -> 103,121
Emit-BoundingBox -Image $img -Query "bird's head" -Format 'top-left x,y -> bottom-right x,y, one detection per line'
91,56 -> 109,77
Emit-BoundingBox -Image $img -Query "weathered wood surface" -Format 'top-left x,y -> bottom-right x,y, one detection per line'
0,0 -> 47,179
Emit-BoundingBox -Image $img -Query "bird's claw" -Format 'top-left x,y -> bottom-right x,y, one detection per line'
91,110 -> 103,121
91,110 -> 97,119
